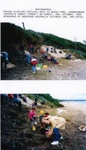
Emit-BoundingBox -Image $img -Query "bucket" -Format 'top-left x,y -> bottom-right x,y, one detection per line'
42,65 -> 48,69
32,126 -> 36,131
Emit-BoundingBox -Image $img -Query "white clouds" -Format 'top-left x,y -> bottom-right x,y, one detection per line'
49,81 -> 86,100
1,81 -> 86,100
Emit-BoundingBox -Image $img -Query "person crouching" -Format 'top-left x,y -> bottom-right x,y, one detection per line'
42,115 -> 66,145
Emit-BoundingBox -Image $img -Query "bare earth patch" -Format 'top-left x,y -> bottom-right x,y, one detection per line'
1,59 -> 86,80
1,100 -> 86,150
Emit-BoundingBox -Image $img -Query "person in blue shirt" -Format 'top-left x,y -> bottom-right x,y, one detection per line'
24,50 -> 31,64
13,94 -> 21,111
46,47 -> 49,52
1,51 -> 9,68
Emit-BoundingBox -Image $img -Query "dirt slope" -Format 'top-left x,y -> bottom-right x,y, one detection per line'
1,98 -> 86,150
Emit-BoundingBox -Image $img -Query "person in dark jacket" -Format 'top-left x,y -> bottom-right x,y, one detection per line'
1,52 -> 9,68
13,95 -> 21,111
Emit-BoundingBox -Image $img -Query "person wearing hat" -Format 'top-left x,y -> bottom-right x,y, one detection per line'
39,110 -> 45,123
39,111 -> 50,129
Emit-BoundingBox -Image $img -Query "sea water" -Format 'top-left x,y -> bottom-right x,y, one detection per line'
60,100 -> 86,104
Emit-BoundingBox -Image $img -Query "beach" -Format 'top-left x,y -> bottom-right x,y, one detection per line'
56,102 -> 86,150
1,99 -> 86,150
58,101 -> 86,124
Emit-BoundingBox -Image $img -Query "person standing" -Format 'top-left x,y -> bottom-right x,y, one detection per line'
34,97 -> 38,105
31,56 -> 37,73
46,47 -> 49,52
30,44 -> 34,54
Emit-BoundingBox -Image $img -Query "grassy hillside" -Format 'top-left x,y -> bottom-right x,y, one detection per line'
26,94 -> 63,107
1,22 -> 86,59
1,95 -> 61,150
1,95 -> 86,150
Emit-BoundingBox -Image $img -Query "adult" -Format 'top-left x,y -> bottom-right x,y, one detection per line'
34,97 -> 38,105
65,54 -> 71,59
8,94 -> 14,103
1,52 -> 9,68
30,44 -> 34,54
46,47 -> 49,52
13,95 -> 21,111
24,50 -> 31,64
42,115 -> 66,145
43,53 -> 48,60
51,56 -> 59,64
1,94 -> 9,102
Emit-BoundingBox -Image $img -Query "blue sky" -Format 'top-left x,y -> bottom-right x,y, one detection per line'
51,93 -> 86,100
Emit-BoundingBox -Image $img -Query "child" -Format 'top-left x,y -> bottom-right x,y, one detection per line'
39,112 -> 50,137
28,107 -> 37,130
30,56 -> 37,73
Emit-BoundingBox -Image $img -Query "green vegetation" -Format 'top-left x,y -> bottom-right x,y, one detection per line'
1,22 -> 86,59
26,94 -> 64,107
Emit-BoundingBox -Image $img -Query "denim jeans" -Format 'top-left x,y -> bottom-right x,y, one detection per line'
32,65 -> 36,72
53,128 -> 61,141
26,55 -> 31,64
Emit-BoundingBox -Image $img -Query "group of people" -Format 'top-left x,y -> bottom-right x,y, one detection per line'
1,44 -> 59,73
1,94 -> 23,111
41,46 -> 59,65
1,43 -> 37,73
28,106 -> 66,146
2,94 -> 66,146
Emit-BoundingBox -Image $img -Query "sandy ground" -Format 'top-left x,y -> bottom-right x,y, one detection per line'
55,102 -> 86,150
1,59 -> 86,80
48,60 -> 86,80
57,102 -> 86,125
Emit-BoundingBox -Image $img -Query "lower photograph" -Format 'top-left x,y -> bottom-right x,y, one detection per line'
1,93 -> 86,150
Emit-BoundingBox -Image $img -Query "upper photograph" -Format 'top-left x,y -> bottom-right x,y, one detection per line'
1,22 -> 86,80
